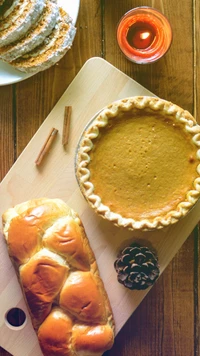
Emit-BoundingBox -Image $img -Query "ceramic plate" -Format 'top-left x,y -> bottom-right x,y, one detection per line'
0,0 -> 80,86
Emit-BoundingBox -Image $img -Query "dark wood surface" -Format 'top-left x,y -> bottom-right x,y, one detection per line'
0,0 -> 199,355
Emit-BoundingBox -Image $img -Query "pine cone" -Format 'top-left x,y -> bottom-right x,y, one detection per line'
114,243 -> 160,290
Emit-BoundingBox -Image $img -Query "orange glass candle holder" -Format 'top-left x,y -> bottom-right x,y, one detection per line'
117,7 -> 172,64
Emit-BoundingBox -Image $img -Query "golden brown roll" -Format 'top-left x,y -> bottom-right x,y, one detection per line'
2,198 -> 115,355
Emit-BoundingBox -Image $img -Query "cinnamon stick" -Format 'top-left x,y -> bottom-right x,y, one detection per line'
62,106 -> 72,146
35,127 -> 58,166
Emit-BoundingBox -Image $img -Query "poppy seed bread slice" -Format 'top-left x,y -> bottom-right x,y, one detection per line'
0,0 -> 46,46
0,0 -> 42,31
11,8 -> 76,73
0,2 -> 59,61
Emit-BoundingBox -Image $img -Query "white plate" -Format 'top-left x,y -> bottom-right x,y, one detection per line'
0,0 -> 80,86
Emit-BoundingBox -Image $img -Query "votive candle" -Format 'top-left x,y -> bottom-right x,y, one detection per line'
117,7 -> 173,64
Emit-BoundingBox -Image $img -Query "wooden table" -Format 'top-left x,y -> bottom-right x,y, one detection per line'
0,1 -> 199,355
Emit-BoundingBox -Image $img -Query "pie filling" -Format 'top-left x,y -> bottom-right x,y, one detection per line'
87,112 -> 199,221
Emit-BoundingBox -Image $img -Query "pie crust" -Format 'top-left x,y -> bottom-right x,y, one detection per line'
76,96 -> 200,230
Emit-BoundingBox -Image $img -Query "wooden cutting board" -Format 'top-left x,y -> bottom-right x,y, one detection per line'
1,57 -> 200,356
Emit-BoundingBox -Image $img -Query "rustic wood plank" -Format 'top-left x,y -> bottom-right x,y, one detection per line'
194,225 -> 199,356
105,235 -> 195,356
194,0 -> 200,355
104,0 -> 193,110
103,0 -> 195,355
0,86 -> 14,182
0,85 -> 14,356
194,0 -> 200,122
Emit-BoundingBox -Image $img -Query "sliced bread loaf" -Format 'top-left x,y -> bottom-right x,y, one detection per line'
0,0 -> 46,46
0,0 -> 37,31
0,1 -> 59,61
10,8 -> 76,73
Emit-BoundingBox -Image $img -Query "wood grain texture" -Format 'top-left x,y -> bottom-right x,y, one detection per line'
0,0 -> 198,355
105,234 -> 195,356
0,86 -> 14,181
104,0 -> 193,110
194,0 -> 200,354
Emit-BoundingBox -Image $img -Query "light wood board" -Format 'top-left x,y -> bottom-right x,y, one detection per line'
0,57 -> 200,356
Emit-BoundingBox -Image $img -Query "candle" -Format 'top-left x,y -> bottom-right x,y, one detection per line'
117,7 -> 172,64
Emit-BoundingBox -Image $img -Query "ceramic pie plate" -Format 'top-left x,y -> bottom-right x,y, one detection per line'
75,96 -> 200,231
0,0 -> 80,86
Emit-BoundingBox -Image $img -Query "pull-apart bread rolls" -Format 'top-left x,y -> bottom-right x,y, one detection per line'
2,198 -> 115,356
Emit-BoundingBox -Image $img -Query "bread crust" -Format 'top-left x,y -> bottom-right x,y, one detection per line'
2,198 -> 115,356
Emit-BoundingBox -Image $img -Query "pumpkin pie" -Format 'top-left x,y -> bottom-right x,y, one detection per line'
76,96 -> 200,230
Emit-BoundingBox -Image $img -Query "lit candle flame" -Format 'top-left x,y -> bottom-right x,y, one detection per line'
140,31 -> 150,40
